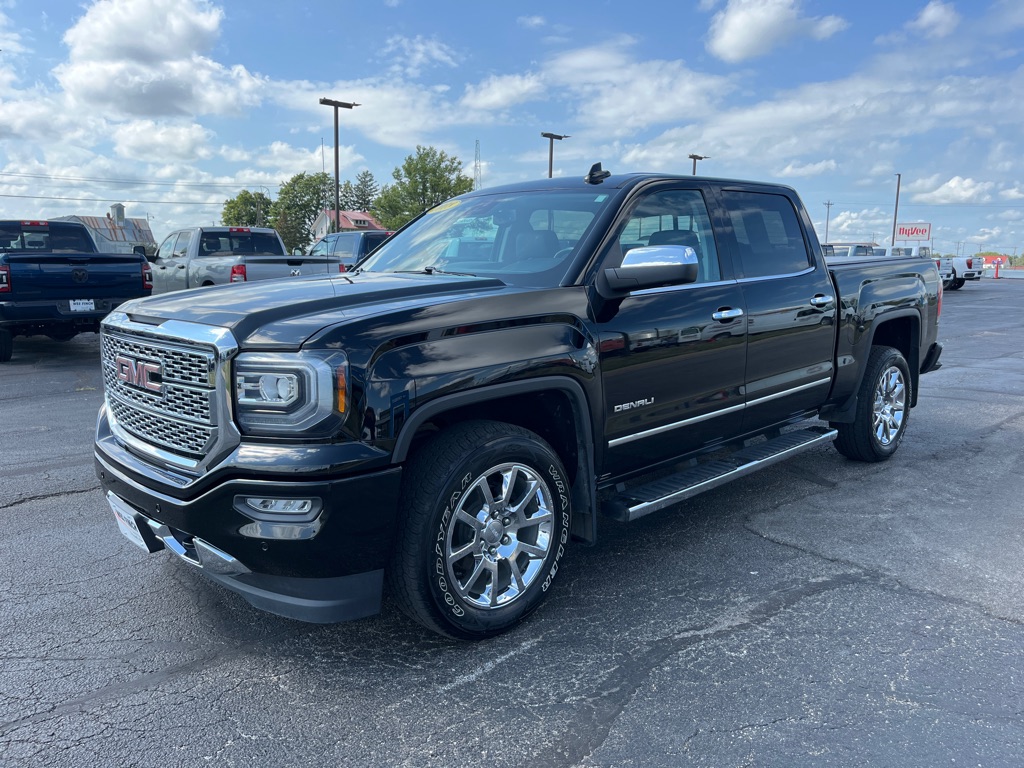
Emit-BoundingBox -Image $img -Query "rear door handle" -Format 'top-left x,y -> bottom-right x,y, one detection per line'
712,308 -> 744,321
810,294 -> 834,307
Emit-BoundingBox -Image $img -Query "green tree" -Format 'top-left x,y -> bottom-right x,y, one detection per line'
221,189 -> 273,227
352,170 -> 380,212
338,180 -> 358,214
372,146 -> 473,230
269,172 -> 331,252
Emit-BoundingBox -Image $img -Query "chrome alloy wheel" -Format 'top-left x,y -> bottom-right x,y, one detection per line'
444,462 -> 555,610
872,365 -> 906,446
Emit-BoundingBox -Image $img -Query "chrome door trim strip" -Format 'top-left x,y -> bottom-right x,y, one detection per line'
608,377 -> 832,448
608,402 -> 745,447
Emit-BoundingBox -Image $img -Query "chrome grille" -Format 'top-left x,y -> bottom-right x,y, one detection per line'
101,329 -> 219,459
108,398 -> 214,456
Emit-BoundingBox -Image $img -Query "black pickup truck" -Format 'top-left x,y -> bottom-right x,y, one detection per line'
1,220 -> 152,362
94,169 -> 942,640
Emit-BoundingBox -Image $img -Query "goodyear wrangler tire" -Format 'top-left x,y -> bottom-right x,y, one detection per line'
389,420 -> 571,640
832,345 -> 910,462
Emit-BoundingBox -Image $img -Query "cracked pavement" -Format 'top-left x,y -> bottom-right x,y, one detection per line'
1,281 -> 1023,766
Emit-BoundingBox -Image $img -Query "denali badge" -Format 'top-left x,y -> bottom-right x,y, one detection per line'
614,397 -> 655,413
115,354 -> 163,394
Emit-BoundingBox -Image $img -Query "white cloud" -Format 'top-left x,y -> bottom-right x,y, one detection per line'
778,159 -> 837,177
706,0 -> 848,63
825,208 -> 892,242
517,16 -> 545,29
54,0 -> 265,117
381,35 -> 458,78
460,73 -> 545,110
908,1 -> 960,39
909,175 -> 994,204
545,36 -> 733,138
999,186 -> 1024,200
112,120 -> 213,162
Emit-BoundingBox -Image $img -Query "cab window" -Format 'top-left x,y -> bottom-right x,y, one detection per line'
720,191 -> 811,278
613,189 -> 721,283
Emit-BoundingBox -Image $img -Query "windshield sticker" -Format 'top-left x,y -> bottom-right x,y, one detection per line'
428,200 -> 463,214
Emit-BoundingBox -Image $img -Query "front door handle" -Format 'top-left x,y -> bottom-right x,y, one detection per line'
810,294 -> 834,307
712,308 -> 744,321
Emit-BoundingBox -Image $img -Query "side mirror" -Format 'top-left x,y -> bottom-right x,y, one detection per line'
602,245 -> 699,293
133,245 -> 147,257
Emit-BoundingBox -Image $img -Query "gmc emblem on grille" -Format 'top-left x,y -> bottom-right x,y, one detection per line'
115,354 -> 163,394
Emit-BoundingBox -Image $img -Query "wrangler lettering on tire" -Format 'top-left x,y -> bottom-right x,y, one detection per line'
389,420 -> 571,640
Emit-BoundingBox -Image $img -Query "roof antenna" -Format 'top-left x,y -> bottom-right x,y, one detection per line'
584,162 -> 611,185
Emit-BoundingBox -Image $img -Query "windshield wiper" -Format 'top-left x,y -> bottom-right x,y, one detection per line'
394,265 -> 477,277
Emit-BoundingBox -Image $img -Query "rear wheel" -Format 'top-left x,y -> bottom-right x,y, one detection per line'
389,420 -> 571,640
832,345 -> 910,462
949,278 -> 965,290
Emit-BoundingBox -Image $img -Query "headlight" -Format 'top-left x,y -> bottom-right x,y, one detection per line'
233,350 -> 347,436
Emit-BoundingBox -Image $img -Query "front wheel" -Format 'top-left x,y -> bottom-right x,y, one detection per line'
389,420 -> 571,640
831,345 -> 911,462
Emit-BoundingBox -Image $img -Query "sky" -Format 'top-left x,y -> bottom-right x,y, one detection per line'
2,0 -> 1024,256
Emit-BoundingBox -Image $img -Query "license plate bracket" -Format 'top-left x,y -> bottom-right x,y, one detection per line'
108,492 -> 162,553
70,299 -> 95,312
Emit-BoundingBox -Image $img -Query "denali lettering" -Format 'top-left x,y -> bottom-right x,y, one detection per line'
614,397 -> 655,412
114,354 -> 162,394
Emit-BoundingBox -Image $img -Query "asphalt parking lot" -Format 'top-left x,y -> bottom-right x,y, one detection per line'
2,277 -> 1023,767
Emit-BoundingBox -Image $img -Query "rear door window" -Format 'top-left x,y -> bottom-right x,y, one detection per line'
720,191 -> 811,278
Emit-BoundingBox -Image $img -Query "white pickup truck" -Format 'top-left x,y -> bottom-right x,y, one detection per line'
149,226 -> 332,295
948,254 -> 983,290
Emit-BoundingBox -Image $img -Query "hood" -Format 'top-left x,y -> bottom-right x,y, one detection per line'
121,272 -> 510,347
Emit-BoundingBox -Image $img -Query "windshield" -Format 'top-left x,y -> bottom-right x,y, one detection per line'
359,190 -> 613,287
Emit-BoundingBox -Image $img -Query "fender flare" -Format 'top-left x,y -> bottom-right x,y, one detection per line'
392,376 -> 599,544
827,308 -> 922,422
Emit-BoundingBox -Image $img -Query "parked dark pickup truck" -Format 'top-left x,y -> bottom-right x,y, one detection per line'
1,220 -> 152,362
94,168 -> 942,640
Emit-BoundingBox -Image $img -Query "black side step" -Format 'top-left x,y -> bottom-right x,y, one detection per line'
603,426 -> 838,522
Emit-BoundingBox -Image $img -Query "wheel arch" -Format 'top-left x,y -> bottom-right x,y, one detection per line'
393,377 -> 598,544
826,310 -> 921,423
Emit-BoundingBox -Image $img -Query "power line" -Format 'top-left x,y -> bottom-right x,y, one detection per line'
0,192 -> 222,206
0,170 -> 279,190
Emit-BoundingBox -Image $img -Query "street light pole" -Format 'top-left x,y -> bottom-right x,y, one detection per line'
891,173 -> 901,247
824,200 -> 833,243
541,132 -> 570,178
688,154 -> 709,175
319,97 -> 360,235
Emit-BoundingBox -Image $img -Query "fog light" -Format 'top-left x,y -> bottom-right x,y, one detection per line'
245,497 -> 313,515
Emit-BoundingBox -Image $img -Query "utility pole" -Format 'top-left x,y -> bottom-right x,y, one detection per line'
823,200 -> 833,243
474,140 -> 483,190
541,132 -> 569,178
319,97 -> 360,235
891,173 -> 901,247
689,154 -> 709,175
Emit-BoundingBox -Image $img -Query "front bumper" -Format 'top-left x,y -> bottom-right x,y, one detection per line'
95,409 -> 403,623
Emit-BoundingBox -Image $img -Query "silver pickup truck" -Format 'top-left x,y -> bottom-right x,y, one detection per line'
149,227 -> 331,295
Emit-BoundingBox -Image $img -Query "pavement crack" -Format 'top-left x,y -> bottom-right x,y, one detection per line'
0,486 -> 99,511
544,572 -> 874,768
